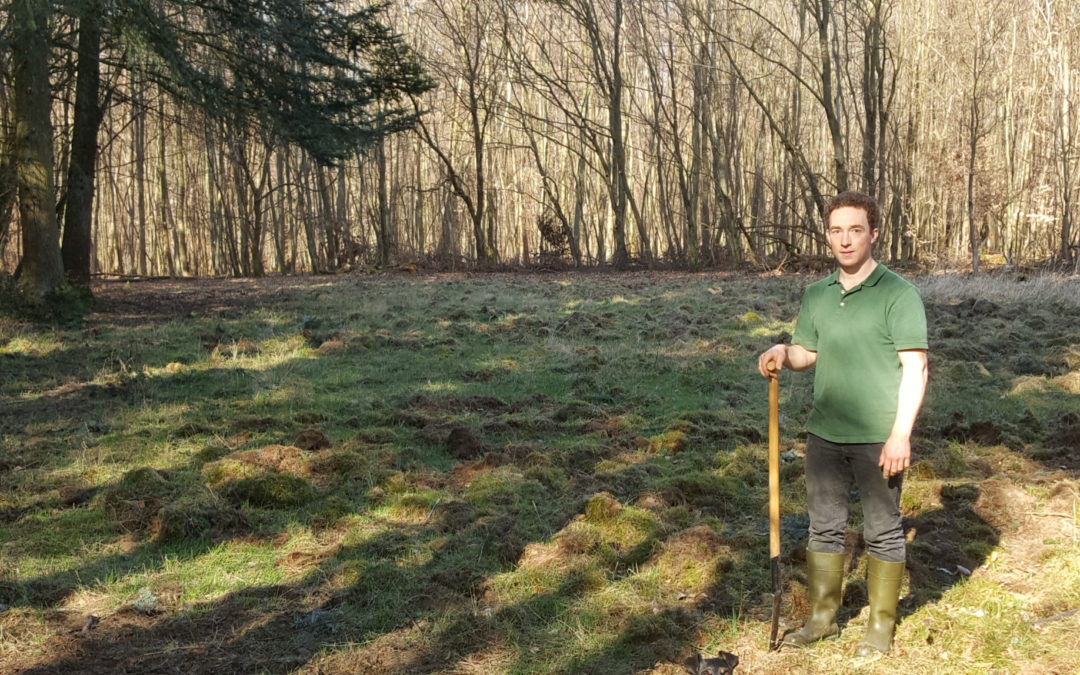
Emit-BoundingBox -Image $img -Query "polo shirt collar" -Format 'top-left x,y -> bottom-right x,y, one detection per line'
826,262 -> 888,291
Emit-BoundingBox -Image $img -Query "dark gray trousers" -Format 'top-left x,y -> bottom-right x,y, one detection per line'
804,433 -> 905,563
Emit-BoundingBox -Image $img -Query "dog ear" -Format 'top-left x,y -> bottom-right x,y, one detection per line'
717,650 -> 739,670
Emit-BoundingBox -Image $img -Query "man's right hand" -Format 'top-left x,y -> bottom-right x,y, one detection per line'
757,344 -> 788,378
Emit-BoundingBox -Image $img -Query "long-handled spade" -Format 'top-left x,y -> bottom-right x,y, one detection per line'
767,362 -> 782,651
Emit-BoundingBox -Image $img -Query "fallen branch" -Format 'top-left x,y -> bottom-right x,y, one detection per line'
1021,512 -> 1076,519
1031,608 -> 1078,628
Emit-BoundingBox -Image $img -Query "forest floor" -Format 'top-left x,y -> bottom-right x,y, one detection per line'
1,270 -> 1077,674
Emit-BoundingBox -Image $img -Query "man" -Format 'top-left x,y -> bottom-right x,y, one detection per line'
756,191 -> 928,657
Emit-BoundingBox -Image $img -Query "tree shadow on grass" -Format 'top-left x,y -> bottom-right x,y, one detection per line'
10,445 -> 779,675
12,503 -> 566,674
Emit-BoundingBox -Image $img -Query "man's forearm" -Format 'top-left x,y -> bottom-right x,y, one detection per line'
784,344 -> 818,371
889,351 -> 928,439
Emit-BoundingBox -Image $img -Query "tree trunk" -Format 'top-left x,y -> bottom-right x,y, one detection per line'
608,0 -> 629,267
861,2 -> 882,197
13,0 -> 64,298
133,80 -> 149,276
298,155 -> 323,273
158,95 -> 179,276
61,4 -> 103,285
815,0 -> 848,192
967,86 -> 980,273
375,138 -> 392,266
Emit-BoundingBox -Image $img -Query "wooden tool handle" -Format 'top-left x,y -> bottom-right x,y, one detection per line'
768,364 -> 780,558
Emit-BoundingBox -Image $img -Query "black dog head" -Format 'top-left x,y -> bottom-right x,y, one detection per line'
683,651 -> 739,674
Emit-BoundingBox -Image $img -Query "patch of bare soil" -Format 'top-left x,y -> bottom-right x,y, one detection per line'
449,452 -> 507,487
305,623 -> 429,673
88,276 -> 323,326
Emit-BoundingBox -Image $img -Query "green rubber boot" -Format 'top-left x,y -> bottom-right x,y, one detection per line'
855,555 -> 905,657
783,551 -> 845,647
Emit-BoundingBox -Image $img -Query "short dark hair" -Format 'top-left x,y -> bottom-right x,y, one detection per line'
825,191 -> 880,232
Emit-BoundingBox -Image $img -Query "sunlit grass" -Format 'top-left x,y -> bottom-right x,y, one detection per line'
0,272 -> 1076,673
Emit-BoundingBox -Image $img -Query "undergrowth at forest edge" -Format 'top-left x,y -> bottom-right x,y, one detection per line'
0,272 -> 1077,674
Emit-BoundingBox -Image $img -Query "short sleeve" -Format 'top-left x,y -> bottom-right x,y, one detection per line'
888,287 -> 928,350
791,287 -> 818,351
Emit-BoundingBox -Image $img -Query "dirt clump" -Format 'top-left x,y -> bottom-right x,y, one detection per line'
202,446 -> 317,508
315,339 -> 347,355
651,526 -> 734,595
429,499 -> 477,532
57,485 -> 97,507
152,489 -> 247,542
312,445 -> 397,485
99,467 -> 245,542
446,426 -> 485,459
296,427 -> 332,451
1048,412 -> 1080,449
216,473 -> 314,508
225,444 -> 311,473
941,413 -> 1010,446
98,467 -> 174,532
450,451 -> 506,486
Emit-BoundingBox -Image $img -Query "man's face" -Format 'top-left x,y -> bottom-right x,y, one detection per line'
826,206 -> 879,271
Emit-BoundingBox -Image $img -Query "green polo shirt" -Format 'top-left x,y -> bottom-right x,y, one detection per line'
791,263 -> 927,443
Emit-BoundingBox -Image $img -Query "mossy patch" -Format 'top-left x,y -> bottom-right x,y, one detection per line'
310,495 -> 355,530
655,472 -> 749,513
584,492 -> 622,521
385,490 -> 442,521
313,445 -> 397,486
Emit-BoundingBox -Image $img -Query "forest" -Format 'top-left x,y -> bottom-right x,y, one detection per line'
1,0 -> 1078,298
1,3 -> 1079,674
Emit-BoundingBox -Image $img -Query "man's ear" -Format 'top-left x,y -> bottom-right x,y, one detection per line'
870,227 -> 880,244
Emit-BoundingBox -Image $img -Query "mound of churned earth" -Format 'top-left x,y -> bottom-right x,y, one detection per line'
650,525 -> 735,597
201,445 -> 320,508
99,467 -> 245,542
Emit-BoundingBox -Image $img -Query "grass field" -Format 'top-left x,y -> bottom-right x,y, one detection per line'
1,270 -> 1077,674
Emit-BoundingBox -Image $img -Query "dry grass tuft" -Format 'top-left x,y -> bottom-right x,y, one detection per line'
918,272 -> 1080,308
